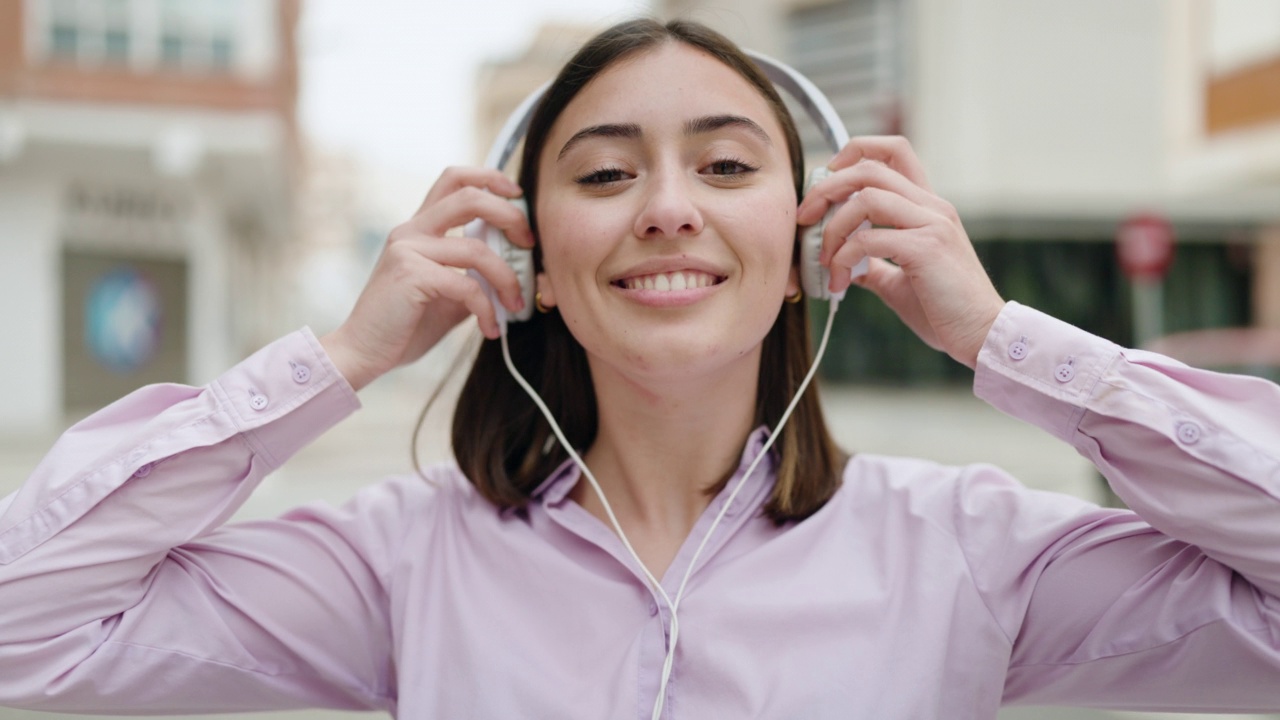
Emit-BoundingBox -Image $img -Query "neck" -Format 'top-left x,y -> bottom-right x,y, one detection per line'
572,351 -> 760,551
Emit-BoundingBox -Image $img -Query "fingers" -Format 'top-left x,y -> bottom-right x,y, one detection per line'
826,136 -> 933,192
386,233 -> 527,315
798,156 -> 951,227
421,261 -> 505,339
419,166 -> 523,211
817,187 -> 945,267
404,184 -> 535,248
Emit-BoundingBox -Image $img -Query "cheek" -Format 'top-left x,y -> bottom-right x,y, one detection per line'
536,207 -> 609,298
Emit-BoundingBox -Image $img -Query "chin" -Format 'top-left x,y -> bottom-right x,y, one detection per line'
603,326 -> 766,382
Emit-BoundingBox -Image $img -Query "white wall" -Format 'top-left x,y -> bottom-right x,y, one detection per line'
911,0 -> 1168,216
187,192 -> 233,386
0,171 -> 61,434
1208,0 -> 1280,75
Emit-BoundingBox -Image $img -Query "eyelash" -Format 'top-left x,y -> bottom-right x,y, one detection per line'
575,167 -> 629,185
704,157 -> 759,178
573,157 -> 760,186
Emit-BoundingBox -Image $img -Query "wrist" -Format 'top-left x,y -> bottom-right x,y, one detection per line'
957,301 -> 1007,371
319,328 -> 378,392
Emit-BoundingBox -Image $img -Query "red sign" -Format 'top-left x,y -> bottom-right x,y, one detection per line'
1117,213 -> 1175,281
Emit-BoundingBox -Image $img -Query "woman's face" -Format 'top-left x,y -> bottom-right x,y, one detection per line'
535,42 -> 799,385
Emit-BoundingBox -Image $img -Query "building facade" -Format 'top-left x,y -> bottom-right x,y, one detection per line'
657,0 -> 1280,382
473,23 -> 598,165
0,0 -> 300,434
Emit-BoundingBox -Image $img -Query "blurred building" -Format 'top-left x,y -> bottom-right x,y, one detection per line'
1174,0 -> 1280,331
474,23 -> 598,165
0,0 -> 300,434
655,0 -> 1280,382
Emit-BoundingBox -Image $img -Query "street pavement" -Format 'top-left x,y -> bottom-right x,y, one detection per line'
0,365 -> 1273,720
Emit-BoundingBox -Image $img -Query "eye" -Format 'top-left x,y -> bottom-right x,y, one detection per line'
575,167 -> 631,185
703,158 -> 759,178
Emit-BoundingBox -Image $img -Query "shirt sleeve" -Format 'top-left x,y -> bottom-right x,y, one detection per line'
967,302 -> 1280,711
0,328 -> 400,713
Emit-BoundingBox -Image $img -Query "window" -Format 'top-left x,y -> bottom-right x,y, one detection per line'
39,0 -> 244,73
48,0 -> 82,60
159,0 -> 238,72
102,0 -> 129,63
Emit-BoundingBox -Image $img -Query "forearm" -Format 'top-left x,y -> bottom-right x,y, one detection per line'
0,328 -> 359,651
975,302 -> 1280,595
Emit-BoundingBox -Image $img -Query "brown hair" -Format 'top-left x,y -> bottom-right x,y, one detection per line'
443,18 -> 846,523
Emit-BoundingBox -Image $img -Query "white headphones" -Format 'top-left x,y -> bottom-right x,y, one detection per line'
465,49 -> 868,330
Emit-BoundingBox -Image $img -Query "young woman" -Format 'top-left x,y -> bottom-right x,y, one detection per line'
2,18 -> 1278,719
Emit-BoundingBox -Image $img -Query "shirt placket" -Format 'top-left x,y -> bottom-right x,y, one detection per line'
538,443 -> 776,719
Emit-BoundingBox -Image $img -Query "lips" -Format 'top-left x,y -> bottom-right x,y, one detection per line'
614,270 -> 725,292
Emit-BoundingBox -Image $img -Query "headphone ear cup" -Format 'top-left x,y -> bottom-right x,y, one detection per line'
800,168 -> 834,300
491,197 -> 535,322
799,167 -> 870,302
466,197 -> 535,328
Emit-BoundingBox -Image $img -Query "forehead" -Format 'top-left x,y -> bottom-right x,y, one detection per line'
545,42 -> 784,145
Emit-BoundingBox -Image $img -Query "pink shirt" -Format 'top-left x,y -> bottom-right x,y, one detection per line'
1,301 -> 1278,718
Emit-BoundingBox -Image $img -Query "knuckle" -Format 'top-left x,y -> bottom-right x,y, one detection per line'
387,222 -> 414,243
458,185 -> 488,206
921,230 -> 946,252
465,278 -> 491,303
941,200 -> 960,222
462,237 -> 492,261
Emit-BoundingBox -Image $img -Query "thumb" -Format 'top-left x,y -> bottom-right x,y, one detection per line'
853,258 -> 943,352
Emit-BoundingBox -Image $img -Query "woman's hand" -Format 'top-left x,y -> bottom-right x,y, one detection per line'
320,167 -> 534,391
796,136 -> 1005,370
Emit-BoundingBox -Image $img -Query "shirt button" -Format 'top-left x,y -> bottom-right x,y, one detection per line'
1008,339 -> 1028,361
249,393 -> 269,411
132,462 -> 153,478
648,601 -> 659,617
1054,363 -> 1076,383
1176,421 -> 1202,445
291,362 -> 311,384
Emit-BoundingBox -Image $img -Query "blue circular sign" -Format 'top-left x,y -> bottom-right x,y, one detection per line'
84,267 -> 162,373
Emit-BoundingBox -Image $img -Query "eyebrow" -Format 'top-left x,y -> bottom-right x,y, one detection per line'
684,114 -> 772,146
556,114 -> 772,160
557,123 -> 641,160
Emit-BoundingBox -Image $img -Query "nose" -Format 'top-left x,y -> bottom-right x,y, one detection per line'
632,169 -> 704,239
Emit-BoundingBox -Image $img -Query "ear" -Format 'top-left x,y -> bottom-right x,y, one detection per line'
785,266 -> 801,298
536,272 -> 558,308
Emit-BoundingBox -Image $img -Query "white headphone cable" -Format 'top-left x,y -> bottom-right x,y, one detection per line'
499,297 -> 841,720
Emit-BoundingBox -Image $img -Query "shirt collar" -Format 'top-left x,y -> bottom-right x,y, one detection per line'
528,425 -> 777,508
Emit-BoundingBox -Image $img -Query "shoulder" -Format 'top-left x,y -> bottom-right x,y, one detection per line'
352,462 -> 486,521
834,453 -> 1103,539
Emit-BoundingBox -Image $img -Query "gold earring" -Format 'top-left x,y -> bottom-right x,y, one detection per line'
785,289 -> 804,304
535,292 -> 552,314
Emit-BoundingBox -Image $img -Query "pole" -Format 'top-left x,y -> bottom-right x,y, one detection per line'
1132,278 -> 1164,349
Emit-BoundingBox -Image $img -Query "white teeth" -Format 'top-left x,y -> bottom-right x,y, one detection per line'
623,271 -> 719,291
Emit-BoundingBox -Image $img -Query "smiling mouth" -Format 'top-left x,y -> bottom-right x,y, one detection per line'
613,270 -> 726,292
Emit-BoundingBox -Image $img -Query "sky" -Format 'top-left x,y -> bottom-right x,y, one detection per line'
298,0 -> 653,193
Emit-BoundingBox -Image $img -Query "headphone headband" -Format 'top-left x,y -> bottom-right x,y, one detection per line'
483,50 -> 848,170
